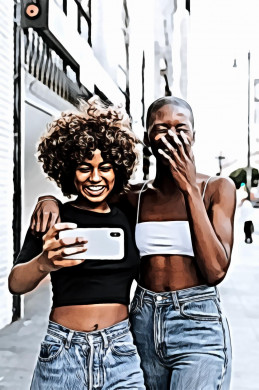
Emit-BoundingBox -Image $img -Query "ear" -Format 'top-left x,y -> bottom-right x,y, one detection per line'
192,130 -> 196,144
143,131 -> 150,147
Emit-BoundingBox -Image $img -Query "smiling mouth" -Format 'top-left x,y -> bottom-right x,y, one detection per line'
83,185 -> 106,196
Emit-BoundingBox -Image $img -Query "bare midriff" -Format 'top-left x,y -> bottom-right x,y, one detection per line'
139,255 -> 206,292
50,303 -> 128,332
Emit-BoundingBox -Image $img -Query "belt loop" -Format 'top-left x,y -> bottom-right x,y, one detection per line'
139,288 -> 145,308
102,331 -> 109,349
172,292 -> 179,310
215,286 -> 221,301
65,330 -> 74,350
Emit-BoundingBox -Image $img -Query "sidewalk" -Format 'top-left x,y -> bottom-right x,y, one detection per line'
219,209 -> 259,390
0,212 -> 259,390
0,279 -> 51,390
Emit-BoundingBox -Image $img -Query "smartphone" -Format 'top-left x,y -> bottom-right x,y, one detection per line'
59,227 -> 124,260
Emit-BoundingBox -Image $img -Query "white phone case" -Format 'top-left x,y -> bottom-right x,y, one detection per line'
59,228 -> 124,260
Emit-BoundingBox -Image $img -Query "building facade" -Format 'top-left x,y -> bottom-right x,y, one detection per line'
0,0 -> 190,328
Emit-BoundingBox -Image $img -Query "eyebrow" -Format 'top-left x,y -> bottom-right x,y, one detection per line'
152,122 -> 187,129
175,123 -> 187,127
78,161 -> 113,167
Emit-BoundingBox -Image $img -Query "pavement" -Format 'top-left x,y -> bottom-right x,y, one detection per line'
0,208 -> 259,390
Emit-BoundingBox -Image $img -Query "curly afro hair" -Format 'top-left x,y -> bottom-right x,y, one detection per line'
38,96 -> 139,198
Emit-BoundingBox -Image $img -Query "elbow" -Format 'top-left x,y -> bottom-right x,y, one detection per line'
8,272 -> 19,295
8,268 -> 24,295
206,271 -> 226,286
205,262 -> 230,286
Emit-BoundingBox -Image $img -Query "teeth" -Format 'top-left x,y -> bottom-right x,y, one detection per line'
87,186 -> 104,191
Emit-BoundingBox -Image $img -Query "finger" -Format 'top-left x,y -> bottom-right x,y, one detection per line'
168,130 -> 187,158
50,236 -> 88,251
53,259 -> 86,268
46,222 -> 78,240
41,212 -> 52,233
62,246 -> 87,256
47,212 -> 60,231
179,130 -> 192,157
161,136 -> 182,165
35,214 -> 42,233
30,203 -> 42,233
161,136 -> 176,154
158,148 -> 177,170
168,130 -> 182,147
179,130 -> 190,146
50,245 -> 87,260
30,214 -> 36,232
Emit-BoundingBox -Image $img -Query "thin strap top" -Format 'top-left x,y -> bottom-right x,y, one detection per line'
136,177 -> 213,224
136,181 -> 149,224
135,177 -> 213,258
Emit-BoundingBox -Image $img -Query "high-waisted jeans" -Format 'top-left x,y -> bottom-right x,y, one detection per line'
130,284 -> 232,390
30,319 -> 145,390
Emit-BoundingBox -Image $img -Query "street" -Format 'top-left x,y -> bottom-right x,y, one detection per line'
0,209 -> 259,390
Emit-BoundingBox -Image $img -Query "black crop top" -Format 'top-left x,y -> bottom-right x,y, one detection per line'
14,203 -> 140,307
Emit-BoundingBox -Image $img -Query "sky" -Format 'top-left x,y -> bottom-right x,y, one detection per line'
188,0 -> 259,175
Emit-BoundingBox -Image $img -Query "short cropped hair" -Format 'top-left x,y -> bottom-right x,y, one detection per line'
38,96 -> 138,197
146,96 -> 194,130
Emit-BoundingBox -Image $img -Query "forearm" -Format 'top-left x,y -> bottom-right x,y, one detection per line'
8,253 -> 50,295
185,187 -> 229,284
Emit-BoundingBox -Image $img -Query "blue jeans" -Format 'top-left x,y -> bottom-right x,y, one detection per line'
130,284 -> 232,390
31,319 -> 145,390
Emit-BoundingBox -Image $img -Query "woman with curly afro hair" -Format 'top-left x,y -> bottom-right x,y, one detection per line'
9,96 -> 145,390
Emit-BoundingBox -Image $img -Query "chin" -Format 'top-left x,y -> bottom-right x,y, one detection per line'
84,195 -> 107,203
156,155 -> 170,166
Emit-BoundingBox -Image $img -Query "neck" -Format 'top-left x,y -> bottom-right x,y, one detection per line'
73,196 -> 110,213
153,161 -> 180,195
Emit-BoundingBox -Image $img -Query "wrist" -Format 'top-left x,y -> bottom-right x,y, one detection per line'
37,196 -> 58,203
183,184 -> 200,198
37,253 -> 53,273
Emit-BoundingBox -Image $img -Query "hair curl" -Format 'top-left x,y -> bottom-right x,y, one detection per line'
38,96 -> 139,198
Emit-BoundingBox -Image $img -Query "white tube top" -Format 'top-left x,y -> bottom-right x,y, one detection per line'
135,220 -> 194,258
134,178 -> 212,258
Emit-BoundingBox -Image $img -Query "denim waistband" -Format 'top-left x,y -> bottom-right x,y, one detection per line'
47,318 -> 130,348
135,284 -> 219,307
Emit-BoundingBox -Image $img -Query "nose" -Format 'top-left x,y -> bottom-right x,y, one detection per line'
89,168 -> 101,182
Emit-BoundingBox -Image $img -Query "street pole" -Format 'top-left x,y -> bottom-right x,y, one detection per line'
13,0 -> 22,321
248,51 -> 251,168
215,152 -> 225,176
247,51 -> 251,200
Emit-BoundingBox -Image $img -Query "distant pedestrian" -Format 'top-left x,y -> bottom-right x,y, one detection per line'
237,187 -> 254,244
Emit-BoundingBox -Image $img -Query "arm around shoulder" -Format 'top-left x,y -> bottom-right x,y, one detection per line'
30,195 -> 61,234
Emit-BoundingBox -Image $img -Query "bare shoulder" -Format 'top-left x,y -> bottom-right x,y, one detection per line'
128,182 -> 146,193
116,181 -> 146,208
197,173 -> 235,191
209,176 -> 236,193
207,176 -> 236,206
